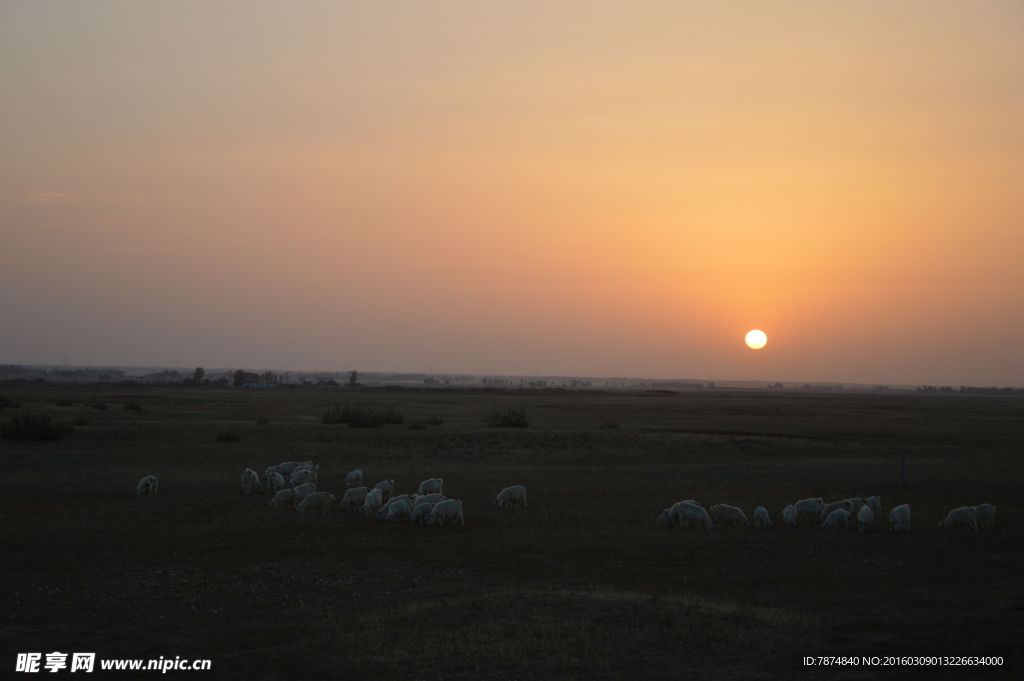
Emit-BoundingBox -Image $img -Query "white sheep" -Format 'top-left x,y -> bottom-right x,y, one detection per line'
345,469 -> 363,487
494,486 -> 527,508
711,504 -> 750,529
264,466 -> 284,481
292,483 -> 317,501
846,498 -> 866,516
819,500 -> 852,522
821,508 -> 851,531
413,493 -> 444,508
267,472 -> 287,495
656,508 -> 678,526
889,504 -> 911,532
133,476 -> 158,497
296,492 -> 335,516
680,503 -> 714,532
753,506 -> 772,529
426,499 -> 464,526
867,496 -> 882,515
374,480 -> 394,502
241,468 -> 262,495
972,503 -> 996,528
418,478 -> 443,496
671,500 -> 700,528
288,469 -> 314,488
385,498 -> 413,522
360,488 -> 383,515
270,489 -> 300,508
291,464 -> 319,484
410,502 -> 435,524
278,462 -> 299,476
857,505 -> 873,532
939,506 -> 977,530
377,494 -> 416,519
782,505 -> 798,528
339,487 -> 371,511
794,497 -> 823,522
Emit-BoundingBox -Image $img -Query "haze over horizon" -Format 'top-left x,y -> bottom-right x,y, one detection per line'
2,2 -> 1023,386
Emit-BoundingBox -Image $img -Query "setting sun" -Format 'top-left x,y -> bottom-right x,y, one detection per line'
745,330 -> 768,350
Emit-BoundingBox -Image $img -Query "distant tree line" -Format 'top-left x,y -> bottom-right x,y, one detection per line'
919,385 -> 1023,395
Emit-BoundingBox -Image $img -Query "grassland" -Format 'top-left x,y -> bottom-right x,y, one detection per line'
1,383 -> 1022,679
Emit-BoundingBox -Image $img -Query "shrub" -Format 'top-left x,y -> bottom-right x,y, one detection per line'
0,395 -> 20,409
217,431 -> 240,442
124,402 -> 143,412
72,417 -> 90,426
382,405 -> 404,425
256,417 -> 270,425
1,412 -> 71,441
90,402 -> 108,411
55,399 -> 74,407
486,404 -> 529,428
407,421 -> 427,430
322,403 -> 401,428
424,415 -> 444,426
600,419 -> 620,429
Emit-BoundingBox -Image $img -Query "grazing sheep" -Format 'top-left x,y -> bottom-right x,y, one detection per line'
265,466 -> 284,481
133,476 -> 158,497
374,480 -> 394,502
278,462 -> 299,476
360,488 -> 383,515
339,487 -> 371,511
794,498 -> 823,522
292,464 -> 319,484
680,503 -> 715,532
292,483 -> 317,501
377,494 -> 416,519
821,508 -> 851,531
782,505 -> 798,528
241,468 -> 262,495
711,504 -> 750,529
418,478 -> 443,496
267,472 -> 287,495
819,500 -> 853,522
846,498 -> 866,516
410,502 -> 435,524
345,469 -> 363,487
656,508 -> 678,526
939,507 -> 977,531
889,504 -> 911,532
426,499 -> 464,527
385,498 -> 413,522
867,496 -> 882,515
857,505 -> 874,532
671,500 -> 700,528
296,492 -> 335,516
972,503 -> 996,528
494,486 -> 527,508
270,489 -> 300,508
413,493 -> 444,508
753,506 -> 772,529
288,469 -> 313,488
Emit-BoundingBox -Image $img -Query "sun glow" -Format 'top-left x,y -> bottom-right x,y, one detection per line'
745,330 -> 767,350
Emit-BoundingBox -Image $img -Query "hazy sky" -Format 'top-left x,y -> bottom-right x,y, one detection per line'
2,2 -> 1023,385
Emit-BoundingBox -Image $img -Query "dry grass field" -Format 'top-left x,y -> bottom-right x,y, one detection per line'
1,383 -> 1022,679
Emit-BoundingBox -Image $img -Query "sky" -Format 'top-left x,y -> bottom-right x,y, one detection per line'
2,2 -> 1023,385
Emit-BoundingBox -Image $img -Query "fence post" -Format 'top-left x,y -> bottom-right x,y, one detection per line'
901,457 -> 907,487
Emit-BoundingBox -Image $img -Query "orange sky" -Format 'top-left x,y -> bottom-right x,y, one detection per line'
2,2 -> 1023,385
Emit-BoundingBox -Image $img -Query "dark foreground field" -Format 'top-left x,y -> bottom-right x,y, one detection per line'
1,384 -> 1022,680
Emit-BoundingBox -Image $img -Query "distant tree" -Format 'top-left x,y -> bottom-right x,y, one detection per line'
233,369 -> 247,387
348,370 -> 358,385
193,367 -> 206,383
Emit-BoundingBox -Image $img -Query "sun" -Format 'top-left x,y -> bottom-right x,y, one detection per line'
745,329 -> 767,349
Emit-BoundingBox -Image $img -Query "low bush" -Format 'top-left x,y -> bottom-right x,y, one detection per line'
322,403 -> 402,428
600,419 -> 620,429
486,404 -> 529,428
124,402 -> 143,412
217,431 -> 240,442
0,395 -> 20,409
256,417 -> 270,425
407,421 -> 427,430
1,412 -> 71,441
72,417 -> 90,426
55,399 -> 75,407
424,415 -> 444,426
90,402 -> 108,411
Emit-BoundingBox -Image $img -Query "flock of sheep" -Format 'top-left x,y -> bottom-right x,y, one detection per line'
656,496 -> 997,532
132,463 -> 529,528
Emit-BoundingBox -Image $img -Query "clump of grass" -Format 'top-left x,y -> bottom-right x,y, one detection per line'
72,417 -> 90,426
408,421 -> 427,430
486,404 -> 529,427
256,417 -> 270,425
217,431 -> 240,442
90,402 -> 108,411
124,402 -> 143,412
1,412 -> 71,441
322,403 -> 403,428
0,395 -> 20,409
55,399 -> 75,407
423,414 -> 444,426
600,419 -> 620,429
